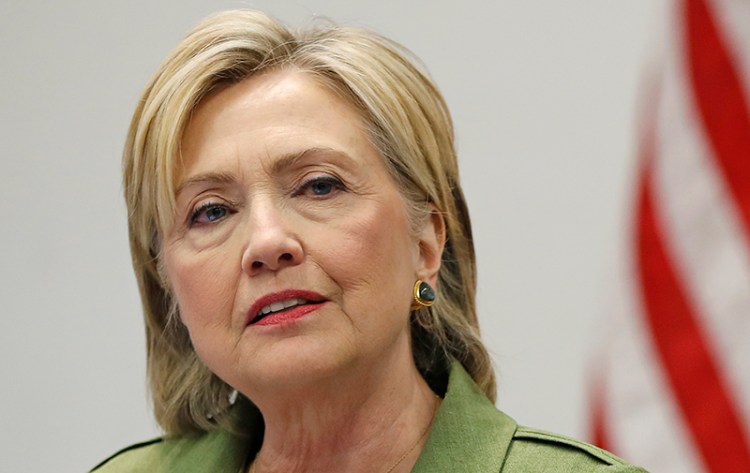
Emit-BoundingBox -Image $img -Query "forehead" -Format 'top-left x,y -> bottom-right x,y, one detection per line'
177,68 -> 375,183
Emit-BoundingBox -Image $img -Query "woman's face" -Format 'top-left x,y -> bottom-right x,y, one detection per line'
162,69 -> 442,394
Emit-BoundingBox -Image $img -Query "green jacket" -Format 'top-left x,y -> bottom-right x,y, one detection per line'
92,363 -> 648,472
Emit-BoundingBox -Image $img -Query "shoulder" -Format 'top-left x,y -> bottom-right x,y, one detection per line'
90,427 -> 250,473
415,361 -> 649,473
503,426 -> 649,473
90,437 -> 166,473
91,400 -> 262,472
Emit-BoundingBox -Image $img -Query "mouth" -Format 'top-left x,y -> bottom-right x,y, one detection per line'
248,290 -> 327,326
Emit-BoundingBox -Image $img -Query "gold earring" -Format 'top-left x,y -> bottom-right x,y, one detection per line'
411,280 -> 436,309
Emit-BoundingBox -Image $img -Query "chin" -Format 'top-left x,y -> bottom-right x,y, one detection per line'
233,336 -> 360,394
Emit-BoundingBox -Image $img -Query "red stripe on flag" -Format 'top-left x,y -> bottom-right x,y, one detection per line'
638,165 -> 750,471
590,386 -> 611,452
686,0 -> 750,237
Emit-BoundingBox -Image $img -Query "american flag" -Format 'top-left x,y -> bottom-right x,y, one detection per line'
590,0 -> 750,471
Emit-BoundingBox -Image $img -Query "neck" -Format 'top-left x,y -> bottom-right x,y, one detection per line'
245,340 -> 439,473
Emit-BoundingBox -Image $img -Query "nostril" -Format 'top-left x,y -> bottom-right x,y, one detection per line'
243,246 -> 301,273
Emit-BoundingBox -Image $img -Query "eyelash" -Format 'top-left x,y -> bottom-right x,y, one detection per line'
189,201 -> 233,227
293,175 -> 346,198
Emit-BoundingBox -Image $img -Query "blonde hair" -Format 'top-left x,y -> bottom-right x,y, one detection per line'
124,10 -> 495,435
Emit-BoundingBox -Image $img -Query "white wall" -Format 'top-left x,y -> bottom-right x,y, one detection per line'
0,1 -> 663,471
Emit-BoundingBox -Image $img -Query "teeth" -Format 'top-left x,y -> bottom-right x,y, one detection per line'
259,298 -> 307,316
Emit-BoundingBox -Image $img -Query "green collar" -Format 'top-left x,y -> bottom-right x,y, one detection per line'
412,361 -> 515,472
150,362 -> 515,472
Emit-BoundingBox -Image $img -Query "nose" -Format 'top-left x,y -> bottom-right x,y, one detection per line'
240,198 -> 304,276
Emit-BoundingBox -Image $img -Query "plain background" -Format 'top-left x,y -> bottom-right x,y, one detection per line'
0,1 -> 665,471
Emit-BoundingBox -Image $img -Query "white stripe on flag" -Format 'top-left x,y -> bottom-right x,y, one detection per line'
711,0 -> 750,97
603,241 -> 703,473
654,0 -> 750,437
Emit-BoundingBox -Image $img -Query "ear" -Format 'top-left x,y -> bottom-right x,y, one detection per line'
416,205 -> 446,287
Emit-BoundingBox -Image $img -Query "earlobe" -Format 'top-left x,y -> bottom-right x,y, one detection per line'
417,206 -> 446,286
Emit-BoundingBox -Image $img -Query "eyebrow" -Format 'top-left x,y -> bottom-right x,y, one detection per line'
174,146 -> 348,196
267,147 -> 339,175
175,171 -> 237,196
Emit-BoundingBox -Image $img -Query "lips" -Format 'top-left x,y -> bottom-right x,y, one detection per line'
247,289 -> 327,326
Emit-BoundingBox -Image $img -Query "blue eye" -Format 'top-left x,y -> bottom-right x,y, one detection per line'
190,203 -> 230,226
310,180 -> 334,195
297,176 -> 344,197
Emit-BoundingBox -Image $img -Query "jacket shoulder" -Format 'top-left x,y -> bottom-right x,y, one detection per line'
90,437 -> 166,472
502,427 -> 649,473
90,428 -> 250,473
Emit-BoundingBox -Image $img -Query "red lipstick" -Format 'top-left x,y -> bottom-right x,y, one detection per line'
247,290 -> 327,327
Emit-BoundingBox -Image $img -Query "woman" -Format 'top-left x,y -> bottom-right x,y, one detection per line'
93,10 -> 648,473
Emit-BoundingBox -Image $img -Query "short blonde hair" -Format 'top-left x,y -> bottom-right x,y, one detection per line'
124,9 -> 495,435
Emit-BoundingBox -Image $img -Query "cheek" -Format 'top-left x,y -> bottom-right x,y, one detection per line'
163,247 -> 239,335
320,201 -> 417,314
